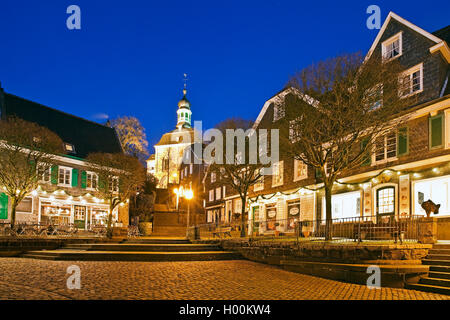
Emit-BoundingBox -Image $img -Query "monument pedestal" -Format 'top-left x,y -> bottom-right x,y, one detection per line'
418,217 -> 437,244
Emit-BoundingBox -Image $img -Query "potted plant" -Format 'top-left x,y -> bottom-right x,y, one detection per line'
302,221 -> 312,238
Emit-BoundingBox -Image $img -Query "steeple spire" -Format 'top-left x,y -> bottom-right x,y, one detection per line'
176,73 -> 192,129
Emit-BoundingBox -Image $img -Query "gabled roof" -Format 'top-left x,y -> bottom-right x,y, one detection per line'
365,11 -> 447,62
155,127 -> 195,146
433,25 -> 450,44
0,91 -> 123,159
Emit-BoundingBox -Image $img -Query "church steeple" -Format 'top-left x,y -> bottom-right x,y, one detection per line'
176,75 -> 192,129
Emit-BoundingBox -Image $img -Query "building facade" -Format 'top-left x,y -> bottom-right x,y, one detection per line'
0,86 -> 129,228
203,12 -> 450,237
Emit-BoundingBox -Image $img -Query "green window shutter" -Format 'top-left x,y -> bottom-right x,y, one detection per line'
98,177 -> 106,191
315,168 -> 322,178
360,137 -> 371,166
51,165 -> 59,185
81,171 -> 87,189
71,168 -> 79,187
397,127 -> 409,156
430,114 -> 444,149
0,193 -> 8,219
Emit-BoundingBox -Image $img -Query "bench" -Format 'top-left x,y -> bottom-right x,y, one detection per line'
354,221 -> 407,243
212,227 -> 232,238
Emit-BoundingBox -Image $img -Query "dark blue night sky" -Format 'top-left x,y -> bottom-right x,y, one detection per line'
1,0 -> 448,152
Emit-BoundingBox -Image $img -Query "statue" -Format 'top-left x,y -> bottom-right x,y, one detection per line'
421,199 -> 440,218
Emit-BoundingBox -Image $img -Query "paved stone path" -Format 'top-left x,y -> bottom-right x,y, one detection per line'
0,258 -> 448,300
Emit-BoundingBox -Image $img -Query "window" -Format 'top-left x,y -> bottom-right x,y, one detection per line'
294,160 -> 308,181
374,132 -> 397,163
190,164 -> 193,174
109,176 -> 119,193
376,187 -> 395,216
398,127 -> 409,156
382,32 -> 402,60
16,197 -> 33,213
273,103 -> 285,122
216,187 -> 221,200
64,143 -> 75,153
181,171 -> 184,179
272,161 -> 284,187
86,172 -> 98,190
289,118 -> 303,142
209,189 -> 214,202
365,84 -> 383,111
323,191 -> 361,220
222,186 -> 226,197
254,169 -> 264,191
58,167 -> 72,186
430,114 -> 444,149
401,63 -> 423,97
211,172 -> 216,183
38,166 -> 51,183
184,167 -> 188,177
414,176 -> 450,216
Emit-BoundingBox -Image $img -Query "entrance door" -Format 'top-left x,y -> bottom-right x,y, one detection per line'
74,205 -> 86,229
0,193 -> 8,220
376,187 -> 395,223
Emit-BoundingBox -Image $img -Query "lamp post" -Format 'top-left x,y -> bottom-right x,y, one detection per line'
183,189 -> 194,237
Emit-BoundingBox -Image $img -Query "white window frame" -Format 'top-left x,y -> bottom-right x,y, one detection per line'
16,197 -> 34,214
293,159 -> 308,181
216,187 -> 221,200
273,103 -> 285,122
372,132 -> 397,165
209,189 -> 214,202
400,63 -> 423,97
381,32 -> 402,61
272,161 -> 284,187
58,166 -> 72,187
445,109 -> 450,149
86,171 -> 98,191
38,165 -> 51,184
109,176 -> 119,193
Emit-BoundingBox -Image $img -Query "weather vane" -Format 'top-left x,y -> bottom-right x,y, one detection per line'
183,73 -> 188,89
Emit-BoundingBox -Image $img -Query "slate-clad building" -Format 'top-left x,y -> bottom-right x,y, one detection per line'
203,12 -> 450,237
0,85 -> 128,228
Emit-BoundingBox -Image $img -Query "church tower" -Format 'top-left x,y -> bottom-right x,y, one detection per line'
176,86 -> 192,129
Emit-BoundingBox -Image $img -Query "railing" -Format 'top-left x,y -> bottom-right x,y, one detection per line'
188,215 -> 422,243
0,221 -> 106,237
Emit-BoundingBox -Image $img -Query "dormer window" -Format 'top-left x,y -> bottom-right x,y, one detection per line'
64,143 -> 75,153
382,32 -> 402,60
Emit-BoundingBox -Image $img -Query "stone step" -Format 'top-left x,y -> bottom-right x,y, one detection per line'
405,283 -> 450,295
422,259 -> 450,267
22,250 -> 242,262
430,265 -> 450,273
420,277 -> 450,288
64,243 -> 221,252
433,244 -> 450,250
427,254 -> 450,261
124,238 -> 190,244
428,271 -> 450,280
429,249 -> 450,255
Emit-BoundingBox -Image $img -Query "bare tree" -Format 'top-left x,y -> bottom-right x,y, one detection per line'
85,152 -> 146,237
210,118 -> 266,237
278,52 -> 416,240
108,116 -> 149,161
0,117 -> 64,226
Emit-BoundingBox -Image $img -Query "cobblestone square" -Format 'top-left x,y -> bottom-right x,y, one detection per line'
0,258 -> 448,300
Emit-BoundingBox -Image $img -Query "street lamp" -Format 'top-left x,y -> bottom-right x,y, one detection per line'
183,189 -> 193,236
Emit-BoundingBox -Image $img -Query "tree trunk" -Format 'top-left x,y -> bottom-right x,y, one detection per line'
106,203 -> 114,238
10,197 -> 17,227
324,184 -> 333,241
240,196 -> 246,238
